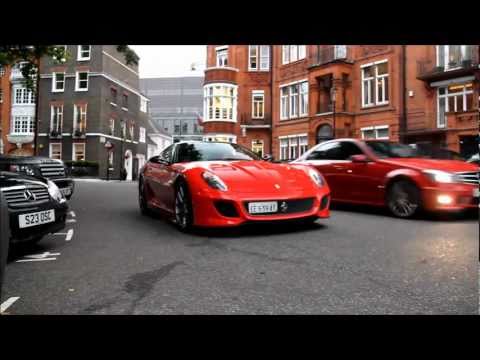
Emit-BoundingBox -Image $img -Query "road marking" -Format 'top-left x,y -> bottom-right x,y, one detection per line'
66,219 -> 76,223
53,232 -> 67,235
66,229 -> 74,241
1,297 -> 20,313
69,211 -> 76,218
24,252 -> 61,259
16,258 -> 57,263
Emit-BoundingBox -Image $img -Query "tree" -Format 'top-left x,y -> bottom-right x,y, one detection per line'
0,45 -> 139,91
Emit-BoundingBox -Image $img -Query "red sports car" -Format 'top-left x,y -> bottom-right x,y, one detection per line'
139,141 -> 330,231
293,139 -> 479,218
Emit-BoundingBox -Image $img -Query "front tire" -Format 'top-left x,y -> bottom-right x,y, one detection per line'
174,181 -> 194,232
387,180 -> 421,218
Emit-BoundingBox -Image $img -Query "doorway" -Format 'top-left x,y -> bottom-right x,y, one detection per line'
124,150 -> 133,181
252,140 -> 264,157
316,123 -> 333,144
459,135 -> 479,158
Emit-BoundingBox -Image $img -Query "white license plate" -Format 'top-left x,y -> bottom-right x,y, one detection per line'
473,188 -> 479,197
248,201 -> 278,214
18,210 -> 55,229
60,187 -> 72,196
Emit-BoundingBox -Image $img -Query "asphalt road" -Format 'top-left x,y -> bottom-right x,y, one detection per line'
1,180 -> 478,314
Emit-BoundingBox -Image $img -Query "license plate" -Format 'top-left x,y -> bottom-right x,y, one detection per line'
248,201 -> 278,214
60,187 -> 72,196
473,188 -> 479,197
18,210 -> 55,228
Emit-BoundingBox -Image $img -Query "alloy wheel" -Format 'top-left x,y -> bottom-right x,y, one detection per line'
388,181 -> 420,218
175,183 -> 190,229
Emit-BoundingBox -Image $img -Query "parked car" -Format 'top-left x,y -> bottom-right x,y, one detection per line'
0,171 -> 68,245
467,153 -> 479,165
0,155 -> 74,199
139,141 -> 330,231
408,143 -> 466,161
293,139 -> 479,218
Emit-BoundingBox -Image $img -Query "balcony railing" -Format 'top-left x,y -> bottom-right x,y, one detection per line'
308,46 -> 353,68
49,128 -> 62,139
417,46 -> 479,81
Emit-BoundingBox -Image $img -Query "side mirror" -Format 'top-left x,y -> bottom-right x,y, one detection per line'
350,154 -> 370,163
262,154 -> 273,162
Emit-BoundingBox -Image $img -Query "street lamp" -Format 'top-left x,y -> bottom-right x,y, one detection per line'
330,86 -> 337,139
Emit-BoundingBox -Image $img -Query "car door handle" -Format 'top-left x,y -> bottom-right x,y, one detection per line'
333,165 -> 345,170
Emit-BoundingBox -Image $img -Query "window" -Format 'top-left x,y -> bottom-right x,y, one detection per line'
174,124 -> 180,134
72,143 -> 86,161
252,91 -> 264,119
159,144 -> 174,163
12,116 -> 34,135
121,121 -> 127,138
299,136 -> 308,156
77,45 -> 91,61
111,88 -> 118,105
280,81 -> 308,120
122,94 -> 128,109
140,98 -> 148,112
108,152 -> 114,169
216,48 -> 228,67
73,104 -> 87,133
437,45 -> 472,70
437,83 -> 474,128
202,134 -> 237,143
361,126 -> 389,140
0,89 -> 3,103
280,138 -> 289,160
248,45 -> 270,71
0,66 -> 5,76
50,105 -> 63,133
52,72 -> 65,92
340,142 -> 364,159
75,71 -> 89,91
289,137 -> 298,160
282,45 -> 306,64
109,118 -> 115,136
14,87 -> 35,104
139,127 -> 146,143
50,143 -> 62,160
129,123 -> 135,139
182,122 -> 188,134
361,61 -> 389,107
203,83 -> 238,122
307,141 -> 343,160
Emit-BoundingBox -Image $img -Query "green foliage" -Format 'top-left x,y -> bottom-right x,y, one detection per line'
0,45 -> 138,92
64,160 -> 99,168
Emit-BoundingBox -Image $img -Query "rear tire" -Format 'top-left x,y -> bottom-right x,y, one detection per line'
174,181 -> 194,232
387,179 -> 421,218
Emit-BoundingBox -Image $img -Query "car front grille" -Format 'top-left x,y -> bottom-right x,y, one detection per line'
1,184 -> 50,207
39,162 -> 66,178
244,198 -> 315,216
455,171 -> 479,185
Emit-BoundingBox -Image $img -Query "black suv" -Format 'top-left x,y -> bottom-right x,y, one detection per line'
0,156 -> 74,199
0,171 -> 68,245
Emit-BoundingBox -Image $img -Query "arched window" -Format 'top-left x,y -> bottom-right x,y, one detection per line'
316,124 -> 333,144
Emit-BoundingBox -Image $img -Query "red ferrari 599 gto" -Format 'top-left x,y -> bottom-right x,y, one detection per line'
139,141 -> 330,231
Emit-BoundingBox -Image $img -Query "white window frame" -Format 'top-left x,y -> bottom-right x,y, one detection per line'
203,83 -> 238,123
361,60 -> 389,107
251,140 -> 264,155
73,103 -> 87,132
109,118 -> 115,135
52,72 -> 65,92
139,127 -> 146,143
216,48 -> 228,67
252,90 -> 265,119
437,83 -> 474,128
72,143 -> 86,161
49,143 -> 62,159
280,80 -> 308,120
279,137 -> 289,160
140,97 -> 148,113
248,45 -> 258,71
282,45 -> 306,65
202,134 -> 237,143
11,115 -> 34,135
436,45 -> 470,71
50,105 -> 63,133
77,45 -> 91,61
360,125 -> 389,140
75,71 -> 89,92
299,135 -> 308,156
13,87 -> 34,105
248,45 -> 270,71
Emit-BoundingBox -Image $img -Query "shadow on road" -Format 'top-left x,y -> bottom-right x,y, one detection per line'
330,202 -> 479,222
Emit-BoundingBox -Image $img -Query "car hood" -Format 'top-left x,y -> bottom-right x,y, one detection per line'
192,160 -> 315,193
0,171 -> 48,188
379,158 -> 480,173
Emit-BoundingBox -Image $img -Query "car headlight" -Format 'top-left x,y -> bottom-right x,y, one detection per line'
308,168 -> 324,187
423,170 -> 454,183
9,164 -> 36,176
202,171 -> 228,191
47,180 -> 66,202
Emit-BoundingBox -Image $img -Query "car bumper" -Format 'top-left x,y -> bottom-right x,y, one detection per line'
9,201 -> 69,244
422,183 -> 479,211
191,187 -> 330,227
50,178 -> 75,198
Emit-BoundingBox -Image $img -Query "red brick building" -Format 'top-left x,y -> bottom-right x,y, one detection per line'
0,65 -> 12,154
203,45 -> 479,160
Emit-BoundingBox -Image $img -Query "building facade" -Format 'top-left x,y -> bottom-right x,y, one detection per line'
37,45 -> 150,180
140,77 -> 204,142
203,45 -> 479,160
0,63 -> 36,156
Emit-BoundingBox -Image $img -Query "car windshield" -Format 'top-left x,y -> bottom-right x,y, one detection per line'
176,142 -> 261,163
365,141 -> 419,158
